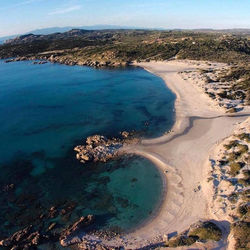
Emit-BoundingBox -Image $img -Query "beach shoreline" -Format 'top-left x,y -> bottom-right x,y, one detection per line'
104,60 -> 250,248
57,59 -> 249,249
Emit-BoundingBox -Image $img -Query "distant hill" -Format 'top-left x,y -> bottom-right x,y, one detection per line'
1,26 -> 249,45
1,27 -> 250,69
191,28 -> 250,34
2,26 -> 249,43
0,25 -> 145,43
29,25 -> 144,34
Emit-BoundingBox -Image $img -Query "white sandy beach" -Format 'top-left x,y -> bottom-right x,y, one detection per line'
112,60 -> 249,249
76,60 -> 249,249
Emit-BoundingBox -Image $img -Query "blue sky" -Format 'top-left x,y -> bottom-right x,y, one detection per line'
0,0 -> 250,36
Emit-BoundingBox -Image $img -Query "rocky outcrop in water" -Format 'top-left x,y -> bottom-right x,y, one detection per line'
32,61 -> 47,64
74,133 -> 138,164
74,135 -> 123,163
60,215 -> 94,247
4,54 -> 130,68
0,226 -> 45,249
5,56 -> 28,63
74,135 -> 122,163
46,55 -> 130,68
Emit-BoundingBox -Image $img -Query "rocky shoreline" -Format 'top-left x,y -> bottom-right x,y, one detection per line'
0,132 -> 140,250
0,215 -> 106,249
3,55 -> 131,68
74,133 -> 139,164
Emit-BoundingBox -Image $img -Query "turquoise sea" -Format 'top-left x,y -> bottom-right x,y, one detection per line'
0,60 -> 175,240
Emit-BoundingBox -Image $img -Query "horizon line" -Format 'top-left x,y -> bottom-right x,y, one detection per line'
1,25 -> 250,39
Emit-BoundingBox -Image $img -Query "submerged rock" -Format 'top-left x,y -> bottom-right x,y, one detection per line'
5,56 -> 28,63
60,215 -> 94,247
32,61 -> 47,64
2,183 -> 15,192
0,226 -> 43,249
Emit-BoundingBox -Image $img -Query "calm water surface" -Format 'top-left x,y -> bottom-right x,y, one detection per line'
0,60 -> 175,237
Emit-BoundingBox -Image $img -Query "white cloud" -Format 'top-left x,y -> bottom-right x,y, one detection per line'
48,5 -> 82,15
0,0 -> 42,10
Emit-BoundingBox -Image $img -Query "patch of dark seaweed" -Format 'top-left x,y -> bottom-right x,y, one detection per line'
0,141 -> 160,248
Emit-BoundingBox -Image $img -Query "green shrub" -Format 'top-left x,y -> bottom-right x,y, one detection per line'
238,178 -> 250,187
241,190 -> 250,202
229,162 -> 242,176
231,221 -> 250,250
237,133 -> 250,143
167,235 -> 197,247
188,221 -> 222,241
227,152 -> 238,162
237,203 -> 249,218
243,170 -> 250,179
238,170 -> 250,187
228,192 -> 239,204
237,144 -> 248,155
224,140 -> 239,150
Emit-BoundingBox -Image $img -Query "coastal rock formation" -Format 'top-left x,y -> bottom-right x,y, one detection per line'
60,215 -> 94,247
32,60 -> 47,64
5,56 -> 28,63
74,133 -> 138,164
4,54 -> 130,68
45,55 -> 130,68
74,135 -> 122,163
0,226 -> 43,249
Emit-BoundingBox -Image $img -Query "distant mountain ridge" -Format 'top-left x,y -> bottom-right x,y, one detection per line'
4,28 -> 145,45
1,26 -> 250,43
0,25 -> 146,42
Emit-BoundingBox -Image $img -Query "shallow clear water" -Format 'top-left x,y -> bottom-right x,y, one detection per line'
0,60 -> 175,237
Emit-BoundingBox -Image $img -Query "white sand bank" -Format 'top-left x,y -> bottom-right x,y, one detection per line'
116,60 -> 249,248
77,60 -> 249,249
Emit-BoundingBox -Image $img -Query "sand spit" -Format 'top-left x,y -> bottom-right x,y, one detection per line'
74,60 -> 250,249
120,60 -> 249,249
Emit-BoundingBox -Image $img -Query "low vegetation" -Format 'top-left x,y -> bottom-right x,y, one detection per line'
188,221 -> 222,241
224,140 -> 239,150
166,235 -> 197,247
231,221 -> 250,249
237,203 -> 250,218
0,30 -> 249,64
229,162 -> 242,176
165,221 -> 222,248
208,121 -> 250,250
237,133 -> 250,143
216,65 -> 250,104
